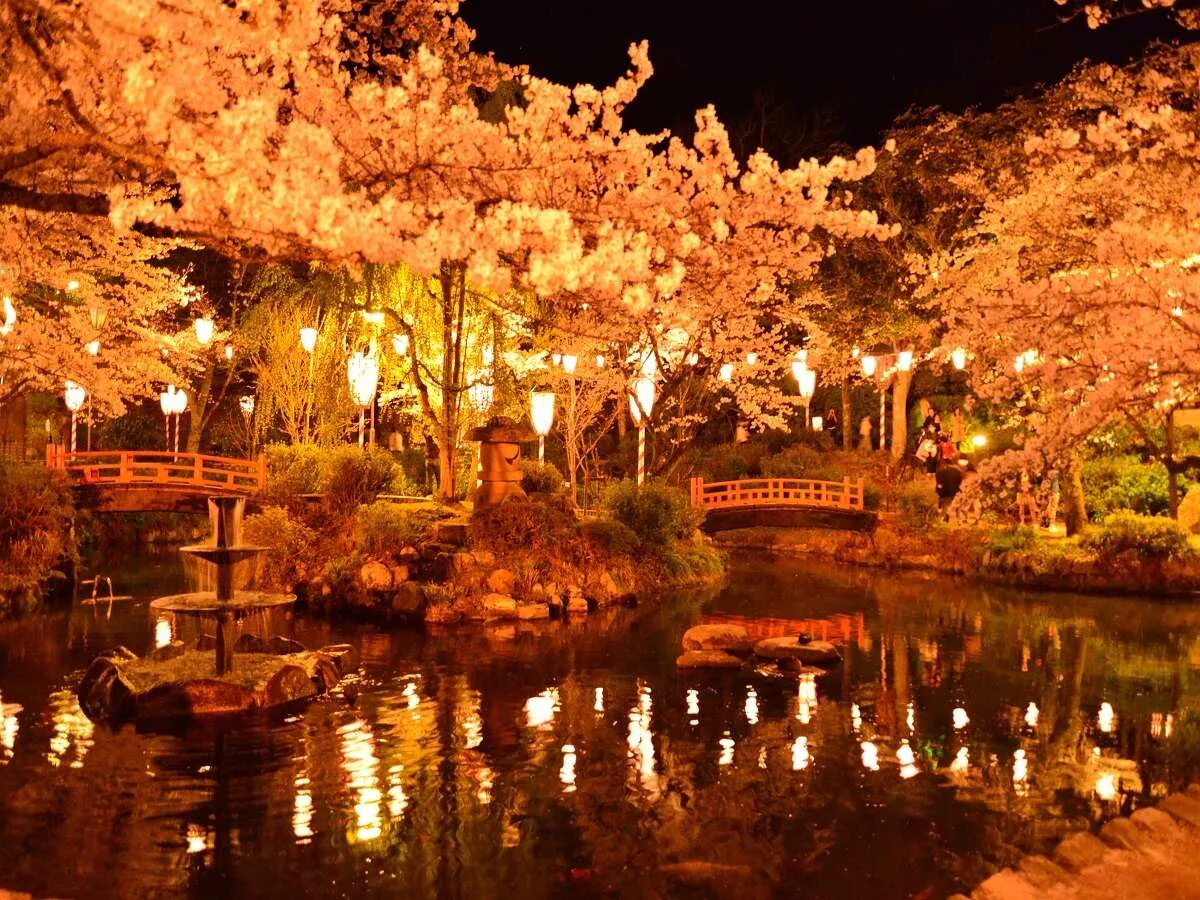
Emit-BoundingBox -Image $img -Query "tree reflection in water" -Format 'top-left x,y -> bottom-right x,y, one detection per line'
0,553 -> 1198,898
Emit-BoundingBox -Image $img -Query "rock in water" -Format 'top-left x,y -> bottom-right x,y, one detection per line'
319,644 -> 360,677
676,650 -> 743,669
77,656 -> 136,721
681,624 -> 752,653
359,560 -> 393,591
135,679 -> 255,719
483,594 -> 518,618
753,636 -> 842,665
264,665 -> 318,706
516,602 -> 551,620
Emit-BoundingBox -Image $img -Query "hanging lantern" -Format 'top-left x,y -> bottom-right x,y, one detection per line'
687,352 -> 700,366
897,350 -> 913,372
746,351 -> 758,365
561,354 -> 578,375
719,362 -> 734,382
66,279 -> 80,293
861,355 -> 877,378
224,343 -> 234,361
811,416 -> 824,431
530,391 -> 556,436
299,327 -> 318,353
392,332 -> 409,356
629,376 -> 656,426
851,345 -> 860,359
595,353 -> 606,368
951,347 -> 967,370
194,317 -> 214,346
347,351 -> 379,408
159,385 -> 177,416
0,295 -> 13,337
85,339 -> 100,356
551,352 -> 562,367
63,380 -> 86,412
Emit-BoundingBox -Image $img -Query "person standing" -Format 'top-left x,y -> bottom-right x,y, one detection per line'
825,407 -> 841,446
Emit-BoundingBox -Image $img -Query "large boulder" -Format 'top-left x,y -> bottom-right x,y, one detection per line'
77,656 -> 136,721
753,636 -> 841,665
676,650 -> 743,669
319,644 -> 360,677
516,602 -> 550,620
135,679 -> 255,719
483,593 -> 518,619
263,664 -> 318,706
391,582 -> 427,618
682,624 -> 753,654
486,569 -> 517,594
1179,485 -> 1200,534
359,560 -> 393,591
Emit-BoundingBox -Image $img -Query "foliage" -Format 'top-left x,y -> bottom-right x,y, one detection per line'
1080,512 -> 1193,561
863,483 -> 884,511
261,443 -> 416,511
469,495 -> 578,554
578,517 -> 640,556
761,445 -> 840,481
1081,456 -> 1183,521
241,506 -> 319,590
660,542 -> 725,580
519,460 -> 565,495
0,462 -> 75,610
319,552 -> 366,598
985,526 -> 1040,557
602,480 -> 704,548
354,502 -> 445,560
897,482 -> 939,530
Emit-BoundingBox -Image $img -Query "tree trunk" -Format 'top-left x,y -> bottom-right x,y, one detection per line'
1167,408 -> 1179,519
187,367 -> 214,453
1063,453 -> 1088,536
841,376 -> 852,451
437,435 -> 456,501
890,368 -> 912,459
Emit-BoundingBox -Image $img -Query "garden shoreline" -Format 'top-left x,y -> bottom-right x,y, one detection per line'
712,522 -> 1200,599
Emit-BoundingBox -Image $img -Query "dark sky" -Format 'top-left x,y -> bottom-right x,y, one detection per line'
468,0 -> 1186,160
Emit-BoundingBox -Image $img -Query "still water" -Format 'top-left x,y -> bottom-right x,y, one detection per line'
0,550 -> 1198,899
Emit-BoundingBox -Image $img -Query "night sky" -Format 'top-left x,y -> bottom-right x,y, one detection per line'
468,0 -> 1187,159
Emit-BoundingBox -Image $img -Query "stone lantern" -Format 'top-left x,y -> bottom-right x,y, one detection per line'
468,416 -> 534,508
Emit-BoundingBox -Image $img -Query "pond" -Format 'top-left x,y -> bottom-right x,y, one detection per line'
0,549 -> 1198,899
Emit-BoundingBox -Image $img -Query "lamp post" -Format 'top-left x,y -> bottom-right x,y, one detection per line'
792,360 -> 817,428
172,388 -> 188,453
530,391 -> 556,464
628,376 -> 655,486
160,386 -> 174,451
347,351 -> 379,449
560,353 -> 580,501
300,326 -> 317,442
63,381 -> 86,453
861,354 -> 884,451
239,394 -> 256,458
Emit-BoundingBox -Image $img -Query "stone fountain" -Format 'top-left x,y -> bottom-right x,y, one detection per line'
77,496 -> 357,723
151,496 -> 295,675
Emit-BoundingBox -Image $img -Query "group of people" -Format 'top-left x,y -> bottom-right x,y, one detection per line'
915,409 -> 968,515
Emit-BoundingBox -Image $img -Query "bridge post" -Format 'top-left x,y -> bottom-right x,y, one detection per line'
256,453 -> 267,490
689,476 -> 703,508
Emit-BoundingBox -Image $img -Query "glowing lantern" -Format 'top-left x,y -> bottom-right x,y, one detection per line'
745,351 -> 758,365
811,416 -> 824,431
85,340 -> 100,356
798,367 -> 817,401
0,295 -> 14,336
530,391 -> 556,464
239,395 -> 255,416
66,279 -> 79,292
299,327 -> 318,353
392,333 -> 409,356
851,345 -> 860,359
193,317 -> 214,346
63,380 -> 86,413
687,352 -> 700,366
861,355 -> 877,378
561,354 -> 578,375
551,352 -> 562,367
719,362 -> 734,382
224,343 -> 234,361
595,354 -> 605,368
897,350 -> 913,372
347,352 -> 379,448
971,433 -> 987,449
951,347 -> 967,370
629,376 -> 656,486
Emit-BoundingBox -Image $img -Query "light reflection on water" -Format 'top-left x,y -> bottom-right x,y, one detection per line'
0,553 -> 1198,897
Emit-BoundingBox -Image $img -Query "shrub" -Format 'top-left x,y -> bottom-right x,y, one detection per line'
661,542 -> 725,580
242,506 -> 319,589
761,445 -> 823,478
897,482 -> 939,530
602,480 -> 704,547
326,446 -> 405,512
470,494 -> 578,553
354,501 -> 445,559
1080,511 -> 1192,561
863,483 -> 884,512
519,460 -> 565,495
986,525 -> 1040,556
262,444 -> 419,512
0,462 -> 75,610
579,517 -> 640,556
1081,455 -> 1185,521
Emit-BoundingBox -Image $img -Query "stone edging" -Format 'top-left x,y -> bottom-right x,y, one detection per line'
953,786 -> 1200,900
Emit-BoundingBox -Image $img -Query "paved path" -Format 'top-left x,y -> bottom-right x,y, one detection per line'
966,788 -> 1200,900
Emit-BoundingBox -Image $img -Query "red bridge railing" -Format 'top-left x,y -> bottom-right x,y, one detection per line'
45,447 -> 266,494
689,475 -> 865,511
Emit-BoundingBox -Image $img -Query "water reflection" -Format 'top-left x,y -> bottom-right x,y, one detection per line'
0,554 -> 1198,899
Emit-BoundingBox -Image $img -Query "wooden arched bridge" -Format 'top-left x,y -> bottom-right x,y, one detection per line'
45,447 -> 266,513
689,476 -> 877,532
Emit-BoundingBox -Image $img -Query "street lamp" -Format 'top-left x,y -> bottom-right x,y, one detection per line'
347,351 -> 378,449
861,355 -> 884,451
159,384 -> 187,453
63,381 -> 86,453
194,316 -> 214,346
860,355 -> 877,378
240,394 -> 256,457
530,391 -> 556,464
797,366 -> 817,427
300,326 -> 318,441
628,376 -> 655,486
171,387 -> 188,453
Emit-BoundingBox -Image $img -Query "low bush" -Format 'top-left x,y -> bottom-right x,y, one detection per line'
1081,455 -> 1186,521
863,483 -> 883,512
1080,511 -> 1192,561
519,460 -> 565,495
602,480 -> 704,547
0,462 -> 75,611
470,494 -> 578,553
354,501 -> 445,559
661,542 -> 725,580
986,526 -> 1040,556
760,445 -> 823,478
897,482 -> 939,530
242,506 -> 319,589
262,444 -> 419,512
579,517 -> 640,556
